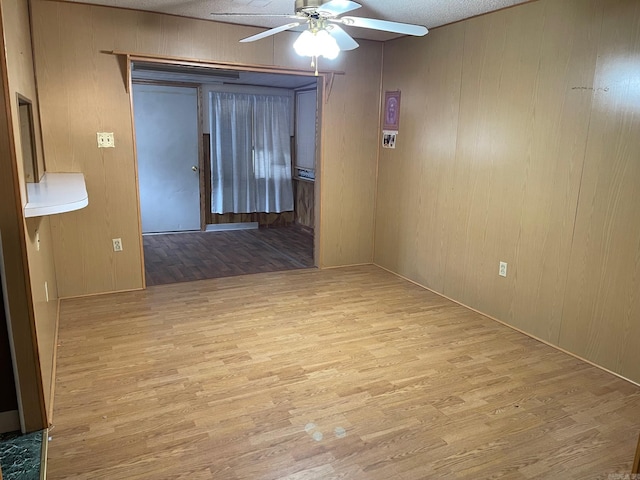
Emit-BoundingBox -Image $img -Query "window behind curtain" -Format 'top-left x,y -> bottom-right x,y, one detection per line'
209,92 -> 294,214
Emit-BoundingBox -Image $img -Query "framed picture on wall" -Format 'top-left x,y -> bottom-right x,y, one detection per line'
382,131 -> 397,149
383,90 -> 401,131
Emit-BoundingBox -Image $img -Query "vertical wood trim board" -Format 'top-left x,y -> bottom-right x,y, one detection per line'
633,431 -> 640,474
127,69 -> 147,288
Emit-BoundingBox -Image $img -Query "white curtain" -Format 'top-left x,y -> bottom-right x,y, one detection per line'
209,92 -> 294,214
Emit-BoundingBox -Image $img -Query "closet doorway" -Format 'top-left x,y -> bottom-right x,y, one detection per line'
130,62 -> 319,286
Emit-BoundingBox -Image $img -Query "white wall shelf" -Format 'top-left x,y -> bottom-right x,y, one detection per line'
24,172 -> 88,218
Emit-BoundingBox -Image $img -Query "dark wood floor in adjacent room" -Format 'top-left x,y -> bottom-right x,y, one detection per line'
143,225 -> 314,286
49,265 -> 640,479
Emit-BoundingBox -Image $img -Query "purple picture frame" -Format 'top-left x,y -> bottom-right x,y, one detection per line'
383,90 -> 401,131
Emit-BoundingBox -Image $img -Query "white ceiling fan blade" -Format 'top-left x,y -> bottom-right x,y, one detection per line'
341,16 -> 428,36
317,0 -> 361,16
326,24 -> 359,51
240,22 -> 301,43
211,13 -> 296,18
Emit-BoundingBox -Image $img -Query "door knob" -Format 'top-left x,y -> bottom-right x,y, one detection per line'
191,166 -> 198,172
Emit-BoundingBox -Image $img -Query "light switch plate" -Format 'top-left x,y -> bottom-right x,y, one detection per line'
97,132 -> 115,148
499,261 -> 507,277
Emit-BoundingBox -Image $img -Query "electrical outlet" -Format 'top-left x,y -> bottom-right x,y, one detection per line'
36,230 -> 40,251
112,238 -> 123,252
499,261 -> 508,277
97,132 -> 115,148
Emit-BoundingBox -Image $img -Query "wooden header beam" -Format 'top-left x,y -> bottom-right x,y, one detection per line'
107,51 -> 343,103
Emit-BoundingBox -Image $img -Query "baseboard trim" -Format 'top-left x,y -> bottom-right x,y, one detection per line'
59,286 -> 145,301
205,222 -> 258,232
320,262 -> 373,270
373,263 -> 640,388
47,299 -> 60,425
0,410 -> 20,433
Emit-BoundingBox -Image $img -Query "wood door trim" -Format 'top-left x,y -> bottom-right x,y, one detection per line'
203,133 -> 211,225
127,67 -> 147,289
198,88 -> 206,230
0,7 -> 47,430
112,51 -> 344,76
110,51 -> 343,102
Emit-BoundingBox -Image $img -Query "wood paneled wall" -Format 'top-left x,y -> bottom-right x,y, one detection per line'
208,212 -> 294,227
307,43 -> 380,267
374,0 -> 640,383
5,0 -> 59,422
559,1 -> 640,382
30,0 -> 381,297
294,179 -> 314,229
0,0 -> 51,430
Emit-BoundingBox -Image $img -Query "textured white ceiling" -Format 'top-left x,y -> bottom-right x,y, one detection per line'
60,0 -> 534,41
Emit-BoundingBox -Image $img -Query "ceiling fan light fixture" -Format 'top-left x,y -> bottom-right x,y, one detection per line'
232,0 -> 427,73
293,29 -> 340,60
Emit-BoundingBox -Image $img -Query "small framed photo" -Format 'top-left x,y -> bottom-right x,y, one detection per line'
383,90 -> 401,131
382,130 -> 397,149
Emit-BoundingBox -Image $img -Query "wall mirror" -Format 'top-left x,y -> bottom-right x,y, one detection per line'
18,95 -> 38,184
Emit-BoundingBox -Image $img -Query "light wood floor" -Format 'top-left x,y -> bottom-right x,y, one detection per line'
49,266 -> 640,479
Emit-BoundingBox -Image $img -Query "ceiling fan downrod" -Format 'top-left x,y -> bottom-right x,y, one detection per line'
295,0 -> 328,13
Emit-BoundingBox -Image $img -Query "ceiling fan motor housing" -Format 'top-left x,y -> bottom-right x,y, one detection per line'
295,0 -> 327,13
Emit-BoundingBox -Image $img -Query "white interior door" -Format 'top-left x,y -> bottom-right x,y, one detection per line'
133,84 -> 200,233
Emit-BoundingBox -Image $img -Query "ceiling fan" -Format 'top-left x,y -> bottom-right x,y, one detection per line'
212,0 -> 428,73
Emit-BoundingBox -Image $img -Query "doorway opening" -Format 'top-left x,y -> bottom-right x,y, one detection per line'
0,230 -> 21,434
130,61 -> 320,286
